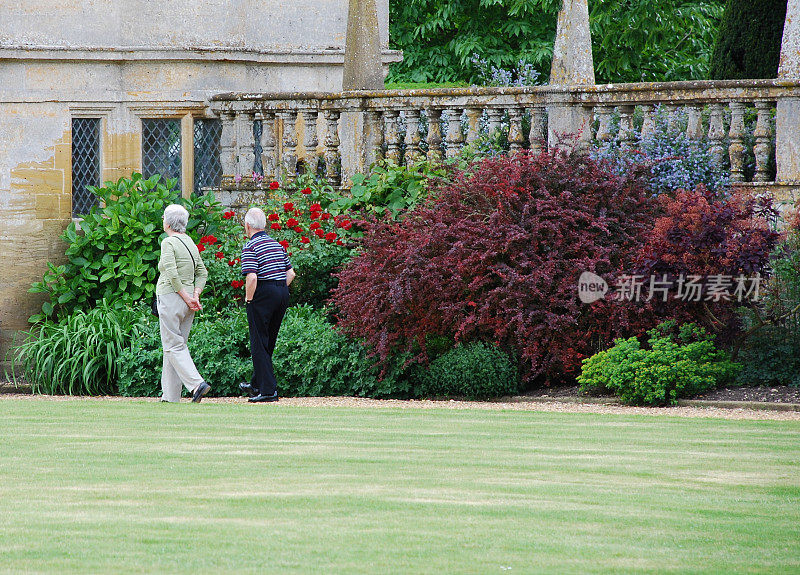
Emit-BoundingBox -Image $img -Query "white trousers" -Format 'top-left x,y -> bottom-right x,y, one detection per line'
157,292 -> 204,402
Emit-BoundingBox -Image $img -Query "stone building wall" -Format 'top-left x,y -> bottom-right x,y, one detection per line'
0,0 -> 400,365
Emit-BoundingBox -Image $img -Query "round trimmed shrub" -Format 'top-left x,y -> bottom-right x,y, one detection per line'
412,342 -> 519,399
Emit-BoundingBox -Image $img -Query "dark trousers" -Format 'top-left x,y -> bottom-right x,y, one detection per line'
246,280 -> 289,396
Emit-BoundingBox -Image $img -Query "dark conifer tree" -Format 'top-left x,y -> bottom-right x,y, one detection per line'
709,0 -> 788,79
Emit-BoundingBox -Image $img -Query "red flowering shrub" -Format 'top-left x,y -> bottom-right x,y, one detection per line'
332,151 -> 656,385
636,187 -> 781,339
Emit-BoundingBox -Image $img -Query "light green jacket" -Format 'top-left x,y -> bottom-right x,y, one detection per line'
156,234 -> 208,295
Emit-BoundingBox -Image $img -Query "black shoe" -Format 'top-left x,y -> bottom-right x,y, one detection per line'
248,392 -> 279,403
239,382 -> 258,398
192,382 -> 211,403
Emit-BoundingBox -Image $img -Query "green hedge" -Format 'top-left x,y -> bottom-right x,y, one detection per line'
411,342 -> 519,400
118,307 -> 519,400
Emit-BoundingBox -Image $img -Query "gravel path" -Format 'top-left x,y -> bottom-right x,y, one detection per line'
1,394 -> 799,421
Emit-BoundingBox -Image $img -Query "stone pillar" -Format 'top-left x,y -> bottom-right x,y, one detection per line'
340,0 -> 384,183
342,0 -> 384,91
547,0 -> 595,148
777,0 -> 800,185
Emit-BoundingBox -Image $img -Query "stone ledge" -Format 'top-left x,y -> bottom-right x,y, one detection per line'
0,46 -> 404,65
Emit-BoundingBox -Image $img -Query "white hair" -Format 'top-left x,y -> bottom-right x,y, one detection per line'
163,204 -> 189,233
244,207 -> 267,231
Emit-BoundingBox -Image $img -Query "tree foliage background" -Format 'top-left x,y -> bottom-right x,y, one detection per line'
388,0 -> 727,84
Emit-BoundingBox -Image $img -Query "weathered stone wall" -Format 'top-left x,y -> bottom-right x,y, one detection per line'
0,0 -> 400,366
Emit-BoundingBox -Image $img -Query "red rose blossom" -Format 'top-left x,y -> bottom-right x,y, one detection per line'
215,251 -> 225,259
228,260 -> 236,266
269,181 -> 280,190
197,244 -> 206,252
309,222 -> 321,230
310,211 -> 321,220
271,222 -> 281,230
286,218 -> 299,227
293,226 -> 303,233
223,211 -> 235,219
314,229 -> 325,238
279,240 -> 289,249
301,236 -> 310,244
336,239 -> 344,246
321,213 -> 331,221
325,232 -> 337,242
283,202 -> 294,212
301,187 -> 312,195
268,213 -> 280,221
309,203 -> 322,211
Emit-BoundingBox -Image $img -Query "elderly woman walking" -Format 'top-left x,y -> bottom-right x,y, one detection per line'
156,204 -> 210,403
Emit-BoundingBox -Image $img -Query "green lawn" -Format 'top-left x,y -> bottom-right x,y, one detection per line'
0,400 -> 798,574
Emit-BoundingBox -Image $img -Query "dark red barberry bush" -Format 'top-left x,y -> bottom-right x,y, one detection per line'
332,150 -> 657,385
636,186 -> 782,341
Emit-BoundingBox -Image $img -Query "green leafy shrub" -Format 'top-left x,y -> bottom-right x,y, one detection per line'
411,343 -> 519,399
734,218 -> 800,387
328,161 -> 446,219
118,310 -> 252,398
118,306 -> 412,398
11,301 -> 145,395
274,306 -> 411,397
29,174 -> 232,321
578,321 -> 741,406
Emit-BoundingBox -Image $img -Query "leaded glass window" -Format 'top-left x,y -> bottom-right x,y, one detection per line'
71,118 -> 101,216
142,119 -> 181,188
194,119 -> 222,194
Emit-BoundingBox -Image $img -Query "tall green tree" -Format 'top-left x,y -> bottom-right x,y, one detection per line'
388,0 -> 727,84
708,0 -> 787,79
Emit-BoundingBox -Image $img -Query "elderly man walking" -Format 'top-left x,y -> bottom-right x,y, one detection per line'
238,207 -> 296,402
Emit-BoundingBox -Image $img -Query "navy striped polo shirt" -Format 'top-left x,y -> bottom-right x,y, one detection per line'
240,231 -> 292,281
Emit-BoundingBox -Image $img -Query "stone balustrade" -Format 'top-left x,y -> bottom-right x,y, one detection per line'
210,79 -> 800,192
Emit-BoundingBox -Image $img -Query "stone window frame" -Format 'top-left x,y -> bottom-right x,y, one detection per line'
69,105 -> 114,222
128,105 -> 208,199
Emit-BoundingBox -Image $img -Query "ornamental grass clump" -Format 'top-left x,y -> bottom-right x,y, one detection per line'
332,150 -> 656,386
11,301 -> 144,395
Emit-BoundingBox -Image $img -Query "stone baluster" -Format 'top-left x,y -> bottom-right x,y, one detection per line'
728,102 -> 746,183
384,110 -> 401,164
708,103 -> 726,168
403,109 -> 422,166
257,111 -> 277,179
507,107 -> 525,153
366,110 -> 385,166
426,107 -> 444,162
300,110 -> 320,176
576,105 -> 594,151
486,108 -> 503,136
465,107 -> 483,145
219,111 -> 237,176
617,105 -> 635,147
323,110 -> 341,185
686,105 -> 704,140
663,104 -> 680,132
236,111 -> 255,177
595,105 -> 614,143
445,108 -> 464,159
640,105 -> 656,140
528,107 -> 547,153
278,110 -> 298,179
754,101 -> 774,182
